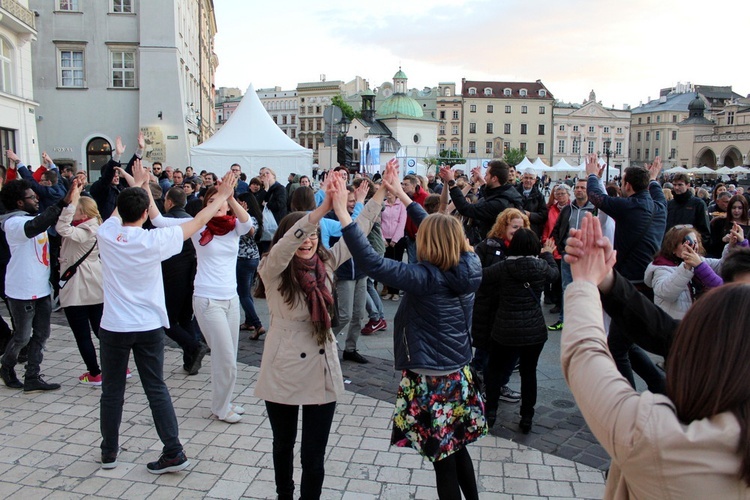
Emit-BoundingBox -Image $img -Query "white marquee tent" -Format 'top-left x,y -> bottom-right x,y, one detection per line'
191,84 -> 312,181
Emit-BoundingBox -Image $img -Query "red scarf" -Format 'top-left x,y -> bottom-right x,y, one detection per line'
199,215 -> 236,246
294,254 -> 333,335
72,217 -> 92,227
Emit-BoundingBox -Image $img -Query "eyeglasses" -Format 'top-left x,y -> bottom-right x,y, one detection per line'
306,234 -> 319,240
23,195 -> 38,200
231,169 -> 240,173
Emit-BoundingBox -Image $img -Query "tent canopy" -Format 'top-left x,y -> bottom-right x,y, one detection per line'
191,84 -> 312,181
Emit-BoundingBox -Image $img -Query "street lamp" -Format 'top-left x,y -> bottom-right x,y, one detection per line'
603,139 -> 612,182
337,115 -> 351,170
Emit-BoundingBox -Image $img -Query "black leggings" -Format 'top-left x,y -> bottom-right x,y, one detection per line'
265,401 -> 336,500
433,447 -> 479,500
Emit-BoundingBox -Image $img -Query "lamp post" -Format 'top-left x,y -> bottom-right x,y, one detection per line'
603,139 -> 612,182
337,115 -> 351,171
576,133 -> 582,165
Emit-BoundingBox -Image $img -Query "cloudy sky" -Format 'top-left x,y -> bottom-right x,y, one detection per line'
213,0 -> 747,108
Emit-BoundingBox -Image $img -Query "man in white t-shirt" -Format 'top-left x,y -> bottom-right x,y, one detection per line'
0,179 -> 76,392
96,160 -> 235,474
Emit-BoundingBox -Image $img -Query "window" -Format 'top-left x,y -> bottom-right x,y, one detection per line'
538,89 -> 547,97
572,125 -> 579,132
290,116 -> 296,124
539,106 -> 546,114
316,106 -> 321,114
0,37 -> 13,94
59,48 -> 85,87
112,0 -> 132,13
469,104 -> 476,113
573,140 -> 580,154
588,126 -> 595,133
521,105 -> 528,114
452,125 -> 459,135
469,122 -> 476,134
504,123 -> 511,134
656,115 -> 661,123
615,142 -> 622,155
58,0 -> 79,11
672,115 -> 677,123
487,104 -> 494,113
616,127 -> 623,134
520,142 -> 527,152
468,87 -> 476,95
636,149 -> 641,159
638,117 -> 642,124
727,111 -> 735,125
439,125 -> 445,135
558,140 -> 565,153
520,124 -> 527,135
655,131 -> 661,141
484,87 -> 492,96
486,123 -> 493,134
452,110 -> 459,120
503,88 -> 511,96
559,125 -> 565,131
670,148 -> 676,159
537,143 -> 545,155
637,132 -> 641,141
444,88 -> 451,97
645,131 -> 650,141
587,141 -> 594,154
672,131 -> 677,140
468,141 -> 476,154
645,148 -> 650,158
519,89 -> 527,97
485,142 -> 493,154
299,107 -> 305,115
315,118 -> 321,130
272,115 -> 277,124
504,141 -> 510,152
110,49 -> 136,88
655,148 -> 659,157
439,143 -> 446,152
647,117 -> 651,124
603,126 -> 610,133
505,105 -> 511,113
538,124 -> 545,135
439,110 -> 446,119
290,129 -> 296,139
300,121 -> 305,131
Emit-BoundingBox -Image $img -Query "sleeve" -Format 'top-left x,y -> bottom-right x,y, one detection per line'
54,204 -> 94,243
258,213 -> 318,279
550,207 -> 565,247
648,265 -> 693,302
600,270 -> 677,357
154,226 -> 185,261
649,180 -> 667,210
449,186 -> 496,221
541,252 -> 560,282
693,260 -> 723,289
328,197 -> 382,269
393,203 -> 407,242
315,188 -> 326,207
587,174 -> 629,217
234,217 -> 254,235
561,281 -> 657,464
150,213 -> 190,227
694,201 -> 711,245
527,192 -> 548,227
405,201 -> 427,229
23,200 -> 66,238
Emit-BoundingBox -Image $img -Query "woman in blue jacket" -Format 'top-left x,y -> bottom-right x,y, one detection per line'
333,173 -> 486,500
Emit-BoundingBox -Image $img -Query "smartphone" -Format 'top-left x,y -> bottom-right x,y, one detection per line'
683,233 -> 698,249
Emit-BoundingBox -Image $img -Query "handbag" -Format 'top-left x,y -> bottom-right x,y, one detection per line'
260,205 -> 278,242
59,242 -> 97,289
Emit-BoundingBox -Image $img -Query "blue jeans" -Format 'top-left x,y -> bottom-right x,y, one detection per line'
364,278 -> 384,321
559,260 -> 573,322
2,296 -> 52,379
236,257 -> 262,328
99,327 -> 183,457
406,237 -> 418,264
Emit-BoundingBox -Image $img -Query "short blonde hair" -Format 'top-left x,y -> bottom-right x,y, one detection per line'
416,213 -> 470,270
487,208 -> 530,240
77,196 -> 102,224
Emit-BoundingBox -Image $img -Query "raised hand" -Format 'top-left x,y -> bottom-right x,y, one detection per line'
131,158 -> 149,187
42,151 -> 52,166
216,171 -> 236,199
354,180 -> 369,203
542,237 -> 556,254
115,136 -> 126,156
439,165 -> 454,182
681,244 -> 702,269
5,149 -> 19,165
68,178 -> 83,205
569,213 -> 616,285
137,131 -> 145,150
647,157 -> 662,181
585,153 -> 601,178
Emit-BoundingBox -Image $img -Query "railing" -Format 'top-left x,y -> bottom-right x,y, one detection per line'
0,0 -> 35,30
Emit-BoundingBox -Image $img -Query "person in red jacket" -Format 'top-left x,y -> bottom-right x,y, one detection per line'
401,174 -> 428,263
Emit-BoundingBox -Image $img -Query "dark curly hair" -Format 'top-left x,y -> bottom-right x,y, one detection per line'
0,179 -> 32,210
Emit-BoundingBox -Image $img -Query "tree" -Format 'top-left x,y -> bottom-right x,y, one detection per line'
331,95 -> 360,120
503,147 -> 526,167
426,149 -> 466,167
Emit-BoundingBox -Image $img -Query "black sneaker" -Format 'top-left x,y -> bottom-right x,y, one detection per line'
23,376 -> 61,393
547,321 -> 563,331
343,350 -> 369,364
101,449 -> 120,470
0,365 -> 22,389
146,451 -> 190,474
186,343 -> 209,376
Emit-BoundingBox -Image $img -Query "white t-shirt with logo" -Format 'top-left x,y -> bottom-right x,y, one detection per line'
3,215 -> 52,300
97,217 -> 183,332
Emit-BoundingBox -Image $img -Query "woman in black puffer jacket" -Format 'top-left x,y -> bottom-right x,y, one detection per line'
482,228 -> 558,434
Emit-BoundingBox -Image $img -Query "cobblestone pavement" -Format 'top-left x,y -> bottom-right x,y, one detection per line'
1,320 -> 606,499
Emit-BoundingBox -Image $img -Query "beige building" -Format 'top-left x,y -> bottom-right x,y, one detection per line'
553,90 -> 631,170
296,79 -> 344,157
437,82 -> 462,154
257,87 -> 298,142
460,79 -> 554,163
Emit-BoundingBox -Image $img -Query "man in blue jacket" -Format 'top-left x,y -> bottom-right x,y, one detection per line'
586,154 -> 666,393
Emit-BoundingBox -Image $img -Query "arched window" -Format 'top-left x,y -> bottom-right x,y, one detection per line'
468,87 -> 476,95
87,137 -> 112,180
519,89 -> 527,97
504,88 -> 511,96
484,87 -> 492,96
0,37 -> 13,93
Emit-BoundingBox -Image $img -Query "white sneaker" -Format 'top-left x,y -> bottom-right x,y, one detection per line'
230,404 -> 245,415
216,411 -> 242,424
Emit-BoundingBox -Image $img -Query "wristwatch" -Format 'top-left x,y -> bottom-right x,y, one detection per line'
448,180 -> 456,188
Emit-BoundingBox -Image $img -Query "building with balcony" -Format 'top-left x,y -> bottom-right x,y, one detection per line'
30,0 -> 217,179
0,0 -> 40,165
461,79 -> 554,164
553,90 -> 631,170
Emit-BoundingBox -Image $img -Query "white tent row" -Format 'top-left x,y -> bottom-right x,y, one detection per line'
665,166 -> 750,175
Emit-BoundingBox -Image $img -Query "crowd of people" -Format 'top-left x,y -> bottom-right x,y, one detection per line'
0,134 -> 749,497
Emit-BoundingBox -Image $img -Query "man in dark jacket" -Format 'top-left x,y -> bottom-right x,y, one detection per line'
161,188 -> 208,375
441,160 -> 523,245
90,136 -> 140,220
516,167 -> 548,238
586,154 -> 666,393
401,174 -> 428,263
666,173 -> 710,245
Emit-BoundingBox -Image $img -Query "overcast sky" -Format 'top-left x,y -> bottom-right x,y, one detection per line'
213,0 -> 747,108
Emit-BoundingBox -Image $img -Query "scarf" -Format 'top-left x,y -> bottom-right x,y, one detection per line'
294,254 -> 334,345
199,215 -> 236,246
72,217 -> 92,227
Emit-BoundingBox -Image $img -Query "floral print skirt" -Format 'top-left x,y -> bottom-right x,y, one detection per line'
391,365 -> 488,462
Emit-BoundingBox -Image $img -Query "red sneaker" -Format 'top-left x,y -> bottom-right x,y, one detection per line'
361,319 -> 380,335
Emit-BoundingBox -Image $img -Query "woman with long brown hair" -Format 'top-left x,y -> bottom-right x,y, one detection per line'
562,214 -> 750,497
254,169 -> 387,500
709,194 -> 750,257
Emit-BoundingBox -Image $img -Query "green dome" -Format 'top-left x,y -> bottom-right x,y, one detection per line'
377,94 -> 424,118
393,69 -> 408,80
360,88 -> 376,97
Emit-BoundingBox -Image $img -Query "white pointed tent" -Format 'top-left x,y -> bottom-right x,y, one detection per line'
515,156 -> 535,171
191,84 -> 312,181
532,157 -> 549,171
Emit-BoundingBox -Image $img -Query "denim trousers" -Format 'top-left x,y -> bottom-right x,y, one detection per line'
265,401 -> 336,500
99,327 -> 183,457
236,257 -> 262,328
364,277 -> 384,321
64,303 -> 103,376
2,296 -> 52,379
